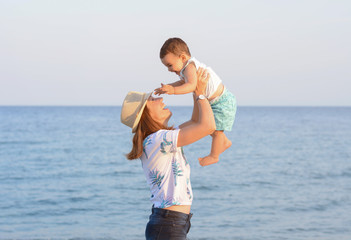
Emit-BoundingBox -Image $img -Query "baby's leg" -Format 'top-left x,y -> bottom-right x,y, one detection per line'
199,130 -> 232,166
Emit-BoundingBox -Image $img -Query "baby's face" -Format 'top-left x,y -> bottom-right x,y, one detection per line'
161,53 -> 186,76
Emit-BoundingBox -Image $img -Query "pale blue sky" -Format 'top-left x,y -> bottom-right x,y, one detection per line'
0,0 -> 350,106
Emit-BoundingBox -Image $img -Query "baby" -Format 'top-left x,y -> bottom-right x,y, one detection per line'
155,37 -> 237,166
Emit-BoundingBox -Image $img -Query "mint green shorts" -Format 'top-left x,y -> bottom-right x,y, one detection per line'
210,89 -> 237,131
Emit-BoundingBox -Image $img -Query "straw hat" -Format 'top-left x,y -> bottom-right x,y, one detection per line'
121,91 -> 152,133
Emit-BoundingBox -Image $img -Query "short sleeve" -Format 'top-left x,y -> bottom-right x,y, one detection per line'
158,129 -> 179,154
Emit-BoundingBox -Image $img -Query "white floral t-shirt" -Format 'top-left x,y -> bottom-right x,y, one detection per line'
140,129 -> 193,208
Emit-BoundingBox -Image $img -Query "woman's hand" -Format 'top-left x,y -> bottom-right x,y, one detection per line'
194,67 -> 209,97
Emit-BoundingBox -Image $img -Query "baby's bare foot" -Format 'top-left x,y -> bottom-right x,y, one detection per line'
198,155 -> 219,167
222,139 -> 232,153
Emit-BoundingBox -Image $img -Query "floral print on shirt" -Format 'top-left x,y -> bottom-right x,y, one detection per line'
172,158 -> 183,186
149,169 -> 164,189
143,135 -> 153,159
160,132 -> 173,154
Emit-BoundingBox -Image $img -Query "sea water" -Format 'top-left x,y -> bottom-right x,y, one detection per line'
0,106 -> 350,240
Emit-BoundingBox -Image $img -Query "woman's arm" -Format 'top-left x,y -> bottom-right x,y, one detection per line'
179,67 -> 206,129
178,93 -> 198,129
177,69 -> 215,147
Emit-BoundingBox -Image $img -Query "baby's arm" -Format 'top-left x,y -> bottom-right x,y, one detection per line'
169,79 -> 185,87
154,64 -> 198,95
154,80 -> 185,95
172,63 -> 197,95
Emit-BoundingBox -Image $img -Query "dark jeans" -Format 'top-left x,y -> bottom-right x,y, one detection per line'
145,206 -> 193,240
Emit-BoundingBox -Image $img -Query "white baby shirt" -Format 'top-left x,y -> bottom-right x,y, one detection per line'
180,57 -> 223,99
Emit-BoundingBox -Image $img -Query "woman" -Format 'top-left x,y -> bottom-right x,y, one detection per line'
120,69 -> 215,239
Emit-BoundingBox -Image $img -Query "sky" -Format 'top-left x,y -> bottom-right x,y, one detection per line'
0,0 -> 350,106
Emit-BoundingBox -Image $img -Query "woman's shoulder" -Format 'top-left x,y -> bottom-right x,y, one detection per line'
142,129 -> 180,159
144,129 -> 178,142
155,128 -> 179,138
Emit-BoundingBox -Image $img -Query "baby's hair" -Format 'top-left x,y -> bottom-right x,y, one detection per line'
160,37 -> 191,59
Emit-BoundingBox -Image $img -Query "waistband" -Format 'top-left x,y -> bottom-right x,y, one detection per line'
209,86 -> 227,104
152,206 -> 193,222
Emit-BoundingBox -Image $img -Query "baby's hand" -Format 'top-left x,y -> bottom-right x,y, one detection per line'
154,84 -> 175,95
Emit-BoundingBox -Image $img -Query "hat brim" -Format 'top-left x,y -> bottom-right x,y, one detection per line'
131,92 -> 152,133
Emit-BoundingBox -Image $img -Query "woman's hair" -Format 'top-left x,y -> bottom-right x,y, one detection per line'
160,37 -> 191,59
126,106 -> 174,160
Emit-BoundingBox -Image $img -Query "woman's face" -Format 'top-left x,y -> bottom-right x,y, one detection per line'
146,96 -> 172,125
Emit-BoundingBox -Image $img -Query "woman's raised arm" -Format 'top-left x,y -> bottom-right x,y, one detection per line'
177,69 -> 215,147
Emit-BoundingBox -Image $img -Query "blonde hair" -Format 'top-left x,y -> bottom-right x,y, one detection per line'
126,107 -> 174,160
160,37 -> 191,59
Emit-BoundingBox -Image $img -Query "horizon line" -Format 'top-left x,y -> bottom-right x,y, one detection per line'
0,105 -> 350,107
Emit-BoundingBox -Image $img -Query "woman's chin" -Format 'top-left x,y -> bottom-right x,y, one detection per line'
163,107 -> 171,113
166,110 -> 172,121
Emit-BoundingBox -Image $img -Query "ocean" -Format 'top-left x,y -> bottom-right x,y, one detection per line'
0,106 -> 350,240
